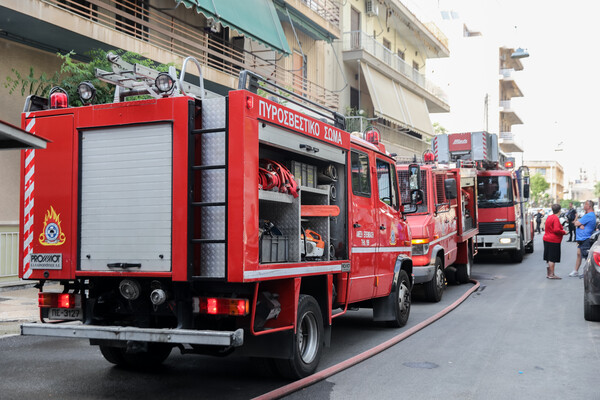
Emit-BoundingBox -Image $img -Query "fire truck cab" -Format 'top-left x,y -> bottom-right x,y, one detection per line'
18,55 -> 414,378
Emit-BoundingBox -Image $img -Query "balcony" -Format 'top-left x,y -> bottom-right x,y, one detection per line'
5,0 -> 339,109
342,31 -> 448,113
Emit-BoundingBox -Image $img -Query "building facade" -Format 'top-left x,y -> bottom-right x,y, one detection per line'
335,0 -> 450,158
526,160 -> 565,203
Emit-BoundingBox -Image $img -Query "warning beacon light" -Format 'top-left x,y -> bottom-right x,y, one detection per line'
49,86 -> 68,109
423,150 -> 435,163
505,161 -> 514,169
364,127 -> 381,145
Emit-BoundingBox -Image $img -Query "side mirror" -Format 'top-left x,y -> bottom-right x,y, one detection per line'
411,189 -> 424,205
408,163 -> 421,191
523,183 -> 530,200
444,178 -> 457,200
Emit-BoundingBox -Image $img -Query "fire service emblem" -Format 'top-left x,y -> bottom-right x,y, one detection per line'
39,206 -> 66,246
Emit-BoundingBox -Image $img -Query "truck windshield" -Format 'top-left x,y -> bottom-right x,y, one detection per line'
477,176 -> 513,208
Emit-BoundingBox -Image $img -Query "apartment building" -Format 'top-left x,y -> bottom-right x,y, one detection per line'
0,0 -> 341,280
526,160 -> 565,203
336,0 -> 450,158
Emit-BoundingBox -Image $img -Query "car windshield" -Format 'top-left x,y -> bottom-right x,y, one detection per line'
477,176 -> 513,207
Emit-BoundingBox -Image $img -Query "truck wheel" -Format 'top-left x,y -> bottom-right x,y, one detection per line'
525,238 -> 534,254
99,345 -> 126,366
456,246 -> 473,284
584,293 -> 600,321
424,257 -> 444,302
121,343 -> 172,368
444,266 -> 457,285
275,294 -> 324,379
386,270 -> 411,328
511,236 -> 524,263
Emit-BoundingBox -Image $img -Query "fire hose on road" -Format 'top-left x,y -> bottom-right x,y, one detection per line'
254,280 -> 481,400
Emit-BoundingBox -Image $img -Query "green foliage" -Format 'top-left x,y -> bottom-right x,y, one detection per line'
4,49 -> 172,106
530,173 -> 550,206
432,122 -> 447,134
595,181 -> 600,198
560,199 -> 581,209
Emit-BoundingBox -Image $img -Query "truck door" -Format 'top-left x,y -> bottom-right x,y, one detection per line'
374,158 -> 402,297
348,149 -> 377,302
433,172 -> 457,266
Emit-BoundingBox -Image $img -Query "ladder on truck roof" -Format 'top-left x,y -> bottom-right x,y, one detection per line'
96,52 -> 207,102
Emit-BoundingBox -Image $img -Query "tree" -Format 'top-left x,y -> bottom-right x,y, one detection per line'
4,49 -> 171,107
595,182 -> 600,205
433,122 -> 447,135
530,173 -> 550,206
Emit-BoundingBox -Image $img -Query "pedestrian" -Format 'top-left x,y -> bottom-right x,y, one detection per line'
568,200 -> 597,277
566,202 -> 577,241
534,209 -> 543,233
543,203 -> 567,279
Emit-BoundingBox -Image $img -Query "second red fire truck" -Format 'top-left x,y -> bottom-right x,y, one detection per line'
397,156 -> 478,302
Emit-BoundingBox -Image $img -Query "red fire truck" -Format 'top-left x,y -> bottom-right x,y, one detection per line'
18,55 -> 415,378
397,158 -> 478,302
433,132 -> 534,262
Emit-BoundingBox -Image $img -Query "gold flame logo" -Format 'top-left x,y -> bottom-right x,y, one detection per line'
39,206 -> 66,246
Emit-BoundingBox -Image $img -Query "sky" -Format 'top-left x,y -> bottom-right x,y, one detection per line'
411,0 -> 600,182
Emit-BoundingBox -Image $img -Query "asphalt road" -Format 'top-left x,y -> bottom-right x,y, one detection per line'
1,234 -> 598,399
288,234 -> 600,399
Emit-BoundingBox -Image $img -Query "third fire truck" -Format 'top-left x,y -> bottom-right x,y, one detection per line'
433,132 -> 534,262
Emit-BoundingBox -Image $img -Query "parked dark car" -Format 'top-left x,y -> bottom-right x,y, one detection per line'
584,231 -> 600,321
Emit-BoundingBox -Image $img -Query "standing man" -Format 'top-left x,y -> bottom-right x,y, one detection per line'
566,202 -> 577,242
534,209 -> 543,233
568,200 -> 596,277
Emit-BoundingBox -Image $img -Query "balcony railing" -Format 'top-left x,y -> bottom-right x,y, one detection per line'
298,0 -> 340,28
500,131 -> 514,140
45,0 -> 339,108
342,31 -> 447,103
500,100 -> 511,109
345,116 -> 427,153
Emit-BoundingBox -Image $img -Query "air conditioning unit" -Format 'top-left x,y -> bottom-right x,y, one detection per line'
366,0 -> 379,16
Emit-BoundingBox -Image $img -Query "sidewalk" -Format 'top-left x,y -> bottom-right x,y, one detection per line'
0,280 -> 57,337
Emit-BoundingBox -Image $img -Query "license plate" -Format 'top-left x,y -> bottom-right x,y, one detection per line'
48,308 -> 82,320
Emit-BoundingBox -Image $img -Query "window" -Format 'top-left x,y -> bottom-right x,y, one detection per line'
377,159 -> 398,209
397,49 -> 405,60
351,151 -> 371,197
477,176 -> 513,207
116,0 -> 149,40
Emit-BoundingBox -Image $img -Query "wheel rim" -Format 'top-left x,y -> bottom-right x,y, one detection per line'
297,311 -> 318,364
436,267 -> 444,291
397,280 -> 410,315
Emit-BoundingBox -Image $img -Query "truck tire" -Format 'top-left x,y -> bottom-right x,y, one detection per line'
584,294 -> 600,321
385,270 -> 411,328
274,294 -> 324,379
99,345 -> 126,366
100,343 -> 171,368
511,236 -> 524,263
525,238 -> 534,254
456,246 -> 473,284
444,266 -> 457,285
424,257 -> 444,302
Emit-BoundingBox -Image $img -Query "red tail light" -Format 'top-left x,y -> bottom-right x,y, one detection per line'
194,297 -> 249,316
38,293 -> 79,308
246,95 -> 254,109
593,249 -> 600,266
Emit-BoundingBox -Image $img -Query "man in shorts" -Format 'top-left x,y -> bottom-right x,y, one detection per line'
568,200 -> 597,277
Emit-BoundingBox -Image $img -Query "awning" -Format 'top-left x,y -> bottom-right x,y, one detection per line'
0,120 -> 48,150
176,0 -> 291,55
361,64 -> 433,136
273,1 -> 333,42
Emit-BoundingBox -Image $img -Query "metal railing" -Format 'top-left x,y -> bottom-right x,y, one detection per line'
399,0 -> 449,52
298,0 -> 340,27
500,131 -> 514,140
342,31 -> 448,103
345,116 -> 427,154
500,100 -> 511,109
45,0 -> 339,108
0,229 -> 19,280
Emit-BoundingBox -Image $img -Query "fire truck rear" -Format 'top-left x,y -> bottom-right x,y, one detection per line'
18,54 -> 414,378
397,156 -> 478,302
433,132 -> 534,262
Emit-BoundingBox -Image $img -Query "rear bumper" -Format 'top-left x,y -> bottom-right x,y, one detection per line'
21,323 -> 244,347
